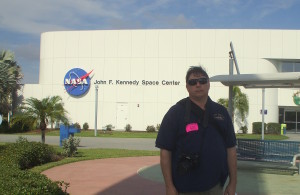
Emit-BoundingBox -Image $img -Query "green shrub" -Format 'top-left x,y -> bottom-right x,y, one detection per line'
83,122 -> 89,130
146,125 -> 156,133
156,124 -> 161,131
266,123 -> 281,134
252,122 -> 266,134
2,137 -> 57,170
0,162 -> 68,194
0,139 -> 68,194
125,124 -> 132,132
73,122 -> 81,130
240,126 -> 248,134
105,124 -> 114,131
62,136 -> 80,157
0,119 -> 9,133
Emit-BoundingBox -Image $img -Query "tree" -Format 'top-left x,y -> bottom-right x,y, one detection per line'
0,50 -> 23,116
217,86 -> 249,129
12,96 -> 69,143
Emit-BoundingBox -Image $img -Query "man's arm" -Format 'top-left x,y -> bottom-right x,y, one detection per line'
160,149 -> 178,195
224,146 -> 237,195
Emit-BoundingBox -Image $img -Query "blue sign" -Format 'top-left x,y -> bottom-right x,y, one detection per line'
260,109 -> 267,115
64,68 -> 93,96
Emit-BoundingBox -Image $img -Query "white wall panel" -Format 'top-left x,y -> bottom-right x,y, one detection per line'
130,86 -> 144,102
91,31 -> 105,58
158,58 -> 173,81
40,33 -> 53,59
143,86 -> 157,102
173,30 -> 187,58
131,58 -> 145,80
104,31 -> 118,57
53,58 -> 67,85
65,32 -> 79,58
159,30 -> 173,57
103,58 -> 117,80
229,30 -> 244,59
143,102 -> 157,127
215,30 -> 230,58
297,31 -> 300,57
282,31 -> 297,58
213,58 -> 228,76
145,58 -> 159,80
243,30 -> 258,58
132,31 -> 146,58
187,30 -> 201,58
118,31 -> 132,57
53,32 -> 66,58
258,30 -> 271,58
201,30 -> 215,58
103,85 -> 117,102
157,86 -> 172,103
270,31 -> 283,58
78,31 -> 92,58
145,30 -> 159,57
241,58 -> 258,74
173,58 -> 188,80
117,58 -> 131,80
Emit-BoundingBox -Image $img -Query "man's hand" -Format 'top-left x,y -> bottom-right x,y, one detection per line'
160,149 -> 178,195
224,147 -> 237,195
166,185 -> 178,195
224,182 -> 236,195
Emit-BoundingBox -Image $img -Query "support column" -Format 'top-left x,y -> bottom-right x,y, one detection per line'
95,85 -> 99,137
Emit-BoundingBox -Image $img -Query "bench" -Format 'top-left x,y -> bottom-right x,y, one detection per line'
236,139 -> 300,175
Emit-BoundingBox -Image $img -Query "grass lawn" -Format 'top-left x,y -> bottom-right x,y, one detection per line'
16,129 -> 289,140
236,134 -> 289,140
18,129 -> 159,138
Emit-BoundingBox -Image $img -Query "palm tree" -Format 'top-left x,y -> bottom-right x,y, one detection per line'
12,96 -> 69,143
0,50 -> 23,116
218,86 -> 249,128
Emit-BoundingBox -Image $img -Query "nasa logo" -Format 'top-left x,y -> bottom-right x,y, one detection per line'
64,68 -> 93,96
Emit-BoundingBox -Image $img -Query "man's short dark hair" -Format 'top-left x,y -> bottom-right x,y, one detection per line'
186,66 -> 209,83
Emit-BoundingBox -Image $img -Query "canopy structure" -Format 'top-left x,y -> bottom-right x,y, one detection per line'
210,72 -> 300,89
210,72 -> 300,140
209,42 -> 300,140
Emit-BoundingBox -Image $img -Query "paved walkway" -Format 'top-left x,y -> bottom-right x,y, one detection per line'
2,133 -> 300,194
43,156 -> 164,195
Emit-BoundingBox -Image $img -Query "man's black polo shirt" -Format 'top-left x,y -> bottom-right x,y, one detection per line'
156,97 -> 236,193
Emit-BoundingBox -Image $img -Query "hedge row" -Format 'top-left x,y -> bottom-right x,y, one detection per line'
0,138 -> 67,194
0,119 -> 31,133
252,122 -> 281,134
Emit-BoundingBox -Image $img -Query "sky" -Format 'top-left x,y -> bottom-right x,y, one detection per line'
0,0 -> 300,84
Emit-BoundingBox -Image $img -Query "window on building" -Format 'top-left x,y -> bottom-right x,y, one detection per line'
294,63 -> 300,72
281,62 -> 300,72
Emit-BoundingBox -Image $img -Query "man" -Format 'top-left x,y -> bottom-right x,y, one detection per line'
156,66 -> 237,195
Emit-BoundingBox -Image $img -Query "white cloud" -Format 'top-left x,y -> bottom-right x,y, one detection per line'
133,0 -> 171,16
256,0 -> 297,19
0,0 -> 121,35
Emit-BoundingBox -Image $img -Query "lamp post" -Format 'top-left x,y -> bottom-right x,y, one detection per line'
94,85 -> 99,137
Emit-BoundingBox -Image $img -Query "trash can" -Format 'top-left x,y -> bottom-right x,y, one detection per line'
60,124 -> 80,146
281,124 -> 286,135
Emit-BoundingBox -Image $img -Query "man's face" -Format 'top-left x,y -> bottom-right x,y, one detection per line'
186,73 -> 210,100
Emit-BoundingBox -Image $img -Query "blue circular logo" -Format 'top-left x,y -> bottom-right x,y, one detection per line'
64,68 -> 93,96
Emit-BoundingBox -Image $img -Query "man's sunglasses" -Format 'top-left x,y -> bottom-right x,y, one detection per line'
187,78 -> 208,86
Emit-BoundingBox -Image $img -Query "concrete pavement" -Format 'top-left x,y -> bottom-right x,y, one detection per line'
2,133 -> 300,194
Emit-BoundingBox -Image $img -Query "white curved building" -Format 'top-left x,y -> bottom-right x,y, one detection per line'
22,29 -> 300,133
